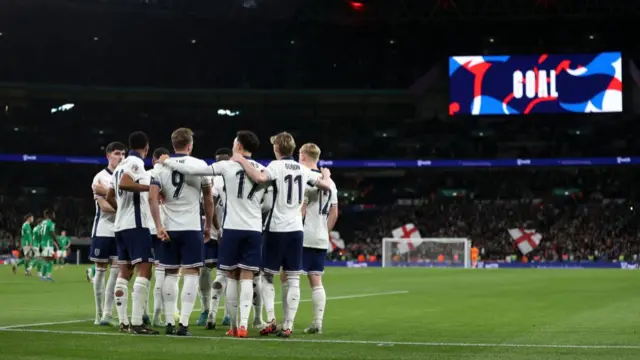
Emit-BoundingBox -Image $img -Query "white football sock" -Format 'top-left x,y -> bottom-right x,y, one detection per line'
252,274 -> 264,324
180,274 -> 198,326
145,280 -> 152,316
102,267 -> 119,318
284,275 -> 300,330
282,281 -> 289,325
262,276 -> 276,323
93,268 -> 106,320
131,277 -> 150,326
311,286 -> 326,328
199,267 -> 212,312
153,269 -> 165,320
225,278 -> 238,330
238,279 -> 253,328
162,274 -> 179,326
114,277 -> 130,326
175,274 -> 181,316
208,272 -> 226,321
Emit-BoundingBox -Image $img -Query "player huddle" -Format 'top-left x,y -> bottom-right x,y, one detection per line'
88,128 -> 338,337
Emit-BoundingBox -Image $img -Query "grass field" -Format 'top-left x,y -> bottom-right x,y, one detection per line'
1,267 -> 640,359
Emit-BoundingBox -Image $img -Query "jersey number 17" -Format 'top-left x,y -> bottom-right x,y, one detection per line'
236,170 -> 259,200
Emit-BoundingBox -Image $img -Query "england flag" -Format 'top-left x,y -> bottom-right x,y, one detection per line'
391,223 -> 422,254
508,228 -> 542,255
329,231 -> 345,252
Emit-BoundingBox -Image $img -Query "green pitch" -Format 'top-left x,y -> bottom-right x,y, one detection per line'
1,267 -> 640,360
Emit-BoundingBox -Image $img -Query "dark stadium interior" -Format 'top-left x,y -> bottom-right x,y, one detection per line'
1,0 -> 640,266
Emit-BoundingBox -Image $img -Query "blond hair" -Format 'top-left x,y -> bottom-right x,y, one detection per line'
300,143 -> 321,161
171,128 -> 193,151
270,132 -> 296,157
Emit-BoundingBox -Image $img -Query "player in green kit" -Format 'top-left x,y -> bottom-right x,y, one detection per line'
13,213 -> 34,275
39,210 -> 59,282
31,218 -> 44,276
56,230 -> 71,267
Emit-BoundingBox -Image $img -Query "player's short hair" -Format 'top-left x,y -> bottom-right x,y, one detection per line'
43,209 -> 51,218
171,128 -> 194,151
300,143 -> 321,161
105,142 -> 126,154
24,213 -> 33,221
215,148 -> 233,157
128,131 -> 149,150
236,131 -> 260,154
270,132 -> 296,157
152,147 -> 171,159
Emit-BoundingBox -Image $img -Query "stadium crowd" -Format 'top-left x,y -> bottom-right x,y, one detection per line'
1,167 -> 639,262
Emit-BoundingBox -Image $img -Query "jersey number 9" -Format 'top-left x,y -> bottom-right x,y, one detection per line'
171,171 -> 185,199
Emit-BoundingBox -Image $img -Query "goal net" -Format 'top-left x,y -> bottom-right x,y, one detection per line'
382,238 -> 471,268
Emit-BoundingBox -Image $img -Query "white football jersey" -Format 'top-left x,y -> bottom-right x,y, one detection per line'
261,185 -> 274,214
112,151 -> 151,231
91,168 -> 117,237
261,185 -> 274,231
263,158 -> 322,232
211,176 -> 226,240
163,157 -> 266,232
154,155 -> 212,231
303,170 -> 338,249
145,164 -> 164,235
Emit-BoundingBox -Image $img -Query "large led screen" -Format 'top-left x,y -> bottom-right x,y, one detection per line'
449,52 -> 622,115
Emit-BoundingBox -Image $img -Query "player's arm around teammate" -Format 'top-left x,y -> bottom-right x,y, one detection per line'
156,154 -> 213,176
106,187 -> 118,211
149,182 -> 168,241
202,183 -> 214,243
232,153 -> 334,191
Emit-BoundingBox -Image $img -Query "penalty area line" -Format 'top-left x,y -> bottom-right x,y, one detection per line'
0,291 -> 409,330
0,328 -> 639,350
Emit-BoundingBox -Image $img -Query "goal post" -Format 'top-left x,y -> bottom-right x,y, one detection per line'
382,238 -> 471,268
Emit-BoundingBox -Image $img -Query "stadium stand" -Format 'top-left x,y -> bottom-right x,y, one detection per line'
0,0 -> 638,265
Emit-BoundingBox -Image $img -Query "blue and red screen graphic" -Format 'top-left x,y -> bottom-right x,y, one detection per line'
449,52 -> 622,115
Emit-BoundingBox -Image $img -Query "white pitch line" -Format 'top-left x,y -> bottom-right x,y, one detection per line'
0,291 -> 409,330
0,319 -> 93,330
1,328 -> 639,350
192,290 -> 410,311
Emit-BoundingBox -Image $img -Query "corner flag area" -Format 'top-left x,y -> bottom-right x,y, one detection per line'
1,268 -> 639,359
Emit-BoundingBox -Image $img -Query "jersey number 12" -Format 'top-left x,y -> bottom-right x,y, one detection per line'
317,190 -> 331,215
